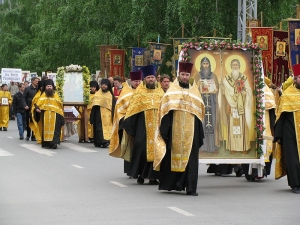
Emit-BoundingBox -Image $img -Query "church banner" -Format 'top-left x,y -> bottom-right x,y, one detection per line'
251,27 -> 273,76
1,68 -> 22,84
148,42 -> 168,72
288,20 -> 300,66
131,47 -> 146,71
272,30 -> 289,86
109,49 -> 125,79
176,40 -> 266,164
99,45 -> 118,78
171,38 -> 191,78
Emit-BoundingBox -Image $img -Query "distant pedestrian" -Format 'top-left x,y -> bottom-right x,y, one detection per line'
13,83 -> 27,139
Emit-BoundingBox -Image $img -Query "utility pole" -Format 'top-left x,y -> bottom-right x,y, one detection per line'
237,0 -> 257,42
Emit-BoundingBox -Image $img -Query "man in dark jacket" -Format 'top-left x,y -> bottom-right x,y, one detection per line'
23,77 -> 39,141
13,83 -> 27,140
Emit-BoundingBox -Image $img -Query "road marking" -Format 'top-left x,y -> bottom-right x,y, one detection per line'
167,207 -> 195,216
0,148 -> 14,156
61,143 -> 97,153
20,144 -> 57,156
7,136 -> 13,139
72,165 -> 84,169
110,181 -> 128,187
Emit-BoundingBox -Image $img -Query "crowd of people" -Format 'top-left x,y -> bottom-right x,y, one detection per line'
1,62 -> 300,195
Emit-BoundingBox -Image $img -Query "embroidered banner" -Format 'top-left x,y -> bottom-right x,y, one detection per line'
251,27 -> 273,76
288,21 -> 300,66
131,47 -> 146,71
110,49 -> 125,79
272,30 -> 289,86
149,43 -> 169,72
171,38 -> 191,77
99,45 -> 118,78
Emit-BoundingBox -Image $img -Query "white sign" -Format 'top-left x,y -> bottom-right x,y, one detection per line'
1,68 -> 22,84
47,73 -> 57,83
1,98 -> 8,105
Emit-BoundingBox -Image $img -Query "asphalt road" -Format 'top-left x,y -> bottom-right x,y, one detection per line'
0,120 -> 298,225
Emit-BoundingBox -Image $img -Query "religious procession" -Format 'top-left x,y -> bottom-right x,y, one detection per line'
1,1 -> 300,224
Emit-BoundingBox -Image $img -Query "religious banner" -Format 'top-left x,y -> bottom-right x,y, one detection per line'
99,45 -> 118,78
131,47 -> 146,71
272,30 -> 289,86
179,41 -> 265,164
110,49 -> 125,79
251,27 -> 273,76
148,42 -> 169,72
1,68 -> 22,84
288,20 -> 300,66
171,38 -> 191,78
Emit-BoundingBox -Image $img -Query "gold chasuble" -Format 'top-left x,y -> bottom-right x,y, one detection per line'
109,81 -> 134,158
154,79 -> 205,172
0,90 -> 12,128
264,85 -> 276,162
124,82 -> 164,162
91,90 -> 113,140
30,90 -> 43,144
275,85 -> 300,179
36,92 -> 64,141
87,92 -> 96,138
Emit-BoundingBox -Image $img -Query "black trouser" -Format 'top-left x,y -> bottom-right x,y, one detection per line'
25,110 -> 35,138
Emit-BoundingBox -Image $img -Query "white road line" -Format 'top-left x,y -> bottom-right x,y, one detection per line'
167,207 -> 195,216
72,165 -> 84,169
0,148 -> 14,156
61,143 -> 97,153
20,144 -> 57,156
7,136 -> 13,139
110,181 -> 128,187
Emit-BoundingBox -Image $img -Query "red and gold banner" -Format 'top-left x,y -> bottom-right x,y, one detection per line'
110,49 -> 125,79
99,45 -> 118,78
251,27 -> 273,76
272,30 -> 289,86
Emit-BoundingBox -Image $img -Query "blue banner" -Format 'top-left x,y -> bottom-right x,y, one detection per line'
131,47 -> 146,71
289,21 -> 300,66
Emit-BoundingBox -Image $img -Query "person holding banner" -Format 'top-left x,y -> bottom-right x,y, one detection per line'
0,84 -> 13,131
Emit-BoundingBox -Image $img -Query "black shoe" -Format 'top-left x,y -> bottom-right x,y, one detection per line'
148,179 -> 160,185
187,191 -> 198,196
102,143 -> 110,148
89,138 -> 94,143
25,137 -> 29,141
20,136 -> 24,140
137,176 -> 144,184
292,187 -> 300,194
51,144 -> 57,149
31,137 -> 36,141
0,127 -> 2,131
236,169 -> 244,177
3,127 -> 7,131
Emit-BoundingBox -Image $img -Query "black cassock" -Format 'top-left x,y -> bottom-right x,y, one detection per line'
274,112 -> 300,188
242,108 -> 276,180
90,106 -> 110,147
159,111 -> 204,193
123,112 -> 159,180
35,111 -> 64,148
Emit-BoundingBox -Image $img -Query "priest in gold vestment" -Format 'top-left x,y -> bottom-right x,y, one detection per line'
274,64 -> 300,194
90,79 -> 116,148
0,84 -> 12,131
109,71 -> 142,173
154,62 -> 205,196
123,65 -> 164,184
34,79 -> 64,149
87,81 -> 99,143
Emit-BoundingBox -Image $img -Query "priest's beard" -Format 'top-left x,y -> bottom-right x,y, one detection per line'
45,89 -> 54,97
146,82 -> 155,89
232,69 -> 240,80
101,87 -> 108,93
201,67 -> 211,78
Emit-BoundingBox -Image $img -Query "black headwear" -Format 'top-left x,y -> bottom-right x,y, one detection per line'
43,79 -> 56,90
90,81 -> 99,91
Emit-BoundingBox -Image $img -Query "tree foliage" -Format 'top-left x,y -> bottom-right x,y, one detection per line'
0,0 -> 298,75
